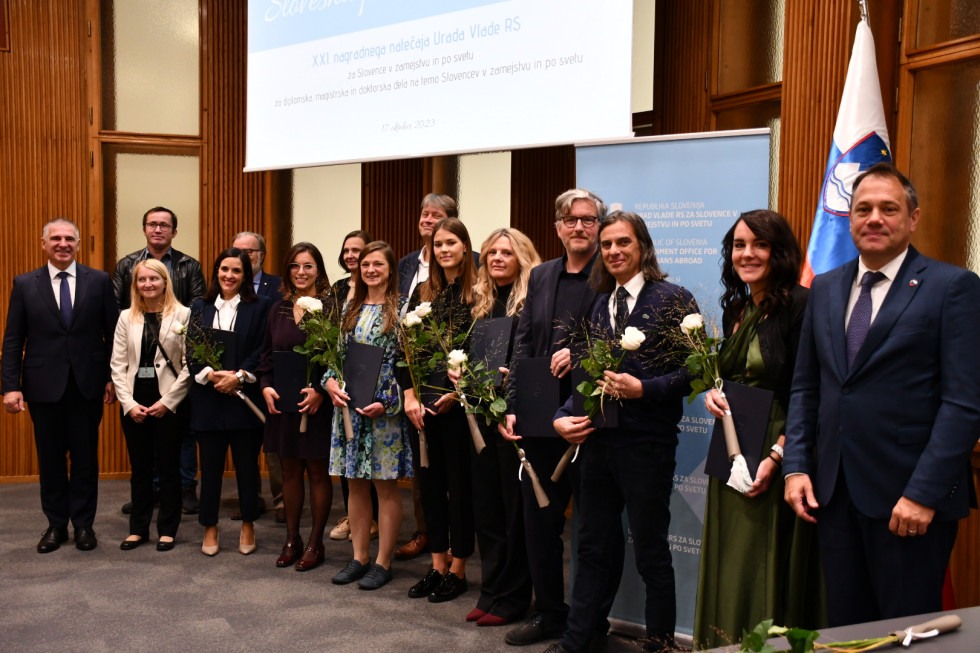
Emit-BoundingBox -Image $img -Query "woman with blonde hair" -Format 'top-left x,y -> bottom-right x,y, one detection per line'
463,228 -> 542,626
110,259 -> 191,551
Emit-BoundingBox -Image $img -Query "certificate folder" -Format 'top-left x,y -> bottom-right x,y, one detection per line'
470,317 -> 516,386
273,350 -> 307,413
704,380 -> 775,482
343,341 -> 385,410
511,357 -> 560,438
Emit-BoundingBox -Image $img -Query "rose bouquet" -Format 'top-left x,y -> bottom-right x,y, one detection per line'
552,325 -> 646,482
293,295 -> 350,438
397,301 -> 440,467
680,312 -> 751,493
175,320 -> 265,423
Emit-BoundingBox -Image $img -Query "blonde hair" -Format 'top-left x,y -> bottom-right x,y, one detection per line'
128,259 -> 181,322
471,228 -> 542,319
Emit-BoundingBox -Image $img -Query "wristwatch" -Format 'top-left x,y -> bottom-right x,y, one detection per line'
235,370 -> 246,386
770,443 -> 784,458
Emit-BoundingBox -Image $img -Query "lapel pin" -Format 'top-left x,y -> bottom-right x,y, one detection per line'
909,279 -> 919,287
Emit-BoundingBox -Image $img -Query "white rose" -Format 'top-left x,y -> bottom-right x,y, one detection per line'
402,311 -> 422,328
172,323 -> 187,336
295,296 -> 323,313
447,349 -> 468,371
414,302 -> 432,318
620,326 -> 646,351
680,313 -> 704,335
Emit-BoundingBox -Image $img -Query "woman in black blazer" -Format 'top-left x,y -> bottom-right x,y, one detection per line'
188,248 -> 271,557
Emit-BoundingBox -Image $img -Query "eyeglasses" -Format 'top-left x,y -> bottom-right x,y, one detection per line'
288,263 -> 316,272
559,216 -> 598,228
145,222 -> 173,231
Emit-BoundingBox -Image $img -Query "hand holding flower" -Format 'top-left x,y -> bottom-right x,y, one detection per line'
553,415 -> 595,444
323,376 -> 349,408
497,413 -> 520,441
703,387 -> 729,419
600,370 -> 642,399
402,387 -> 426,430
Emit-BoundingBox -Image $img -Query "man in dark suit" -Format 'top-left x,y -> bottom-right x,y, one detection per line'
550,211 -> 693,653
112,206 -> 206,515
233,231 -> 282,301
394,192 -> 460,560
232,231 -> 282,521
784,163 -> 980,626
498,189 -> 606,647
2,218 -> 119,552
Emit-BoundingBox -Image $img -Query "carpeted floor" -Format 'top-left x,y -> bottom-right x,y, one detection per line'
0,478 -> 644,652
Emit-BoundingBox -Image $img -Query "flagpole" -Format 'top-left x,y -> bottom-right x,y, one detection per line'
858,0 -> 869,24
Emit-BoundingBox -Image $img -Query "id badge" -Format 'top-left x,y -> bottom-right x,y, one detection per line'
137,366 -> 156,379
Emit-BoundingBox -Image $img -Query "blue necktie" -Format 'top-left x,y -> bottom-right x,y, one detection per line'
846,271 -> 885,368
57,270 -> 73,326
614,286 -> 630,337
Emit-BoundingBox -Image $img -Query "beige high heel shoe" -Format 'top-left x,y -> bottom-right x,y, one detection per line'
202,526 -> 219,556
239,521 -> 256,555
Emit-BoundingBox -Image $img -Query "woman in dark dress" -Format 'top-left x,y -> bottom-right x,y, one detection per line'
330,229 -> 371,306
259,242 -> 335,571
189,248 -> 270,557
693,210 -> 825,648
461,228 -> 541,626
399,217 -> 476,603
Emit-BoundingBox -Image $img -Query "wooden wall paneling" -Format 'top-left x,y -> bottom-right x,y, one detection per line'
362,158 -> 424,262
0,0 -> 92,481
509,146 -> 575,262
656,0 -> 710,135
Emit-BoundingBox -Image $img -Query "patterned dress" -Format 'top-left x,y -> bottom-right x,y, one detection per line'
325,303 -> 412,480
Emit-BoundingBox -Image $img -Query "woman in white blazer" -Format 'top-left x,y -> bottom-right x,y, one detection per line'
110,259 -> 191,552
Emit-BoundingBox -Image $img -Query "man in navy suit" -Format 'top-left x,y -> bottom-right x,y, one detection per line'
233,231 -> 282,301
499,189 -> 607,647
784,163 -> 980,626
550,211 -> 693,653
2,218 -> 119,552
232,231 -> 282,520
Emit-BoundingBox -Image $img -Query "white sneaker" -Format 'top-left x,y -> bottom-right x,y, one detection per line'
330,516 -> 351,541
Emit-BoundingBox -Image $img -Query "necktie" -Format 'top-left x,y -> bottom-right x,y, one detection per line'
846,271 -> 885,368
57,270 -> 73,326
614,286 -> 630,337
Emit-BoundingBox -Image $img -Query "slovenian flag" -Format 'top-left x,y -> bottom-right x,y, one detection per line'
801,19 -> 892,287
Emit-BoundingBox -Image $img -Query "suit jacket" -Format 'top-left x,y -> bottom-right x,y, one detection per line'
555,279 -> 695,445
255,272 -> 282,300
512,255 -> 600,361
2,263 -> 119,403
112,248 -> 206,309
110,305 -> 192,415
784,246 -> 980,521
186,295 -> 271,431
397,248 -> 481,299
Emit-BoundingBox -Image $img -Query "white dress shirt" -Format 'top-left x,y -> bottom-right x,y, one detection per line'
48,261 -> 77,308
607,272 -> 645,331
844,248 -> 909,329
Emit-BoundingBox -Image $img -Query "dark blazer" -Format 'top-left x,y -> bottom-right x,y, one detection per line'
255,271 -> 282,300
2,264 -> 118,402
784,247 -> 980,522
555,279 -> 695,444
397,249 -> 481,299
187,295 -> 271,431
112,248 -> 206,309
512,255 -> 600,361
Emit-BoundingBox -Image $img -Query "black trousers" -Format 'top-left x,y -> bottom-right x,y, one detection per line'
518,436 -> 580,623
418,405 -> 474,557
562,438 -> 676,653
197,427 -> 262,527
472,426 -> 532,619
28,375 -> 104,530
121,402 -> 184,539
818,468 -> 958,627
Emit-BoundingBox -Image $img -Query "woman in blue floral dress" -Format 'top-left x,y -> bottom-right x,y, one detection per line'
324,241 -> 411,590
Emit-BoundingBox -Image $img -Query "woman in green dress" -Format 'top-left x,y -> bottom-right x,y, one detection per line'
694,210 -> 825,649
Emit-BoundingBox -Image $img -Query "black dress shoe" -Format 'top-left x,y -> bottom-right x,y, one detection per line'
156,538 -> 176,551
119,536 -> 146,550
181,486 -> 200,514
407,568 -> 443,598
36,526 -> 69,554
428,571 -> 467,603
74,527 -> 98,551
504,612 -> 567,646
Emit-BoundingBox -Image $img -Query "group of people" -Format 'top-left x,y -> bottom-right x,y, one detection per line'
3,162 -> 979,652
